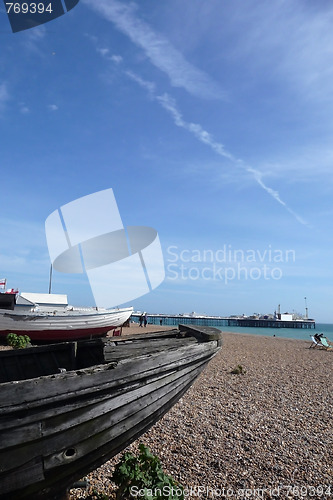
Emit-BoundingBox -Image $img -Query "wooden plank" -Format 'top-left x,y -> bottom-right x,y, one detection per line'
0,421 -> 42,449
179,324 -> 223,342
105,329 -> 179,342
0,327 -> 196,385
0,343 -> 76,383
43,365 -> 202,470
1,366 -> 180,449
0,345 -> 218,427
0,457 -> 44,495
0,341 -> 218,413
0,358 -> 208,470
103,337 -> 198,361
12,377 -> 195,500
43,358 -> 207,438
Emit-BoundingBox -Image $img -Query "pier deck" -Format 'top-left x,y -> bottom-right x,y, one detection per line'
131,314 -> 315,329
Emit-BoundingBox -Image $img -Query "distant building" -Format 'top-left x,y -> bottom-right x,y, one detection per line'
280,313 -> 293,321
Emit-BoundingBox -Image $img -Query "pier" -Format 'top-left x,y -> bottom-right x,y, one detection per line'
226,318 -> 315,329
131,314 -> 316,329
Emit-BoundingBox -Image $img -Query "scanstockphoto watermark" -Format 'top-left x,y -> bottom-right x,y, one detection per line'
166,245 -> 296,284
130,485 -> 284,498
130,484 -> 332,498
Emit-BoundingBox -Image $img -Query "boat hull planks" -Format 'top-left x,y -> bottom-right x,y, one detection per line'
0,325 -> 222,499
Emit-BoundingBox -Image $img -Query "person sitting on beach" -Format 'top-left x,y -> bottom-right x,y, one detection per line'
314,333 -> 323,343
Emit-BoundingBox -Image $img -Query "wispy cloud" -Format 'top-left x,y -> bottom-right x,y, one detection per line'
96,47 -> 110,57
97,47 -> 123,64
47,104 -> 59,111
0,83 -> 9,113
82,0 -> 224,100
86,35 -> 124,65
27,25 -> 46,40
257,146 -> 333,183
227,1 -> 333,103
110,55 -> 123,64
19,105 -> 30,114
23,25 -> 47,55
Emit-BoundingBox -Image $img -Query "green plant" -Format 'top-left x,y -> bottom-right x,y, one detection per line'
112,444 -> 184,500
6,333 -> 31,349
230,364 -> 245,375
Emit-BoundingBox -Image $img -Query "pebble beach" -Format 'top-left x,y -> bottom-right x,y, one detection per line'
68,325 -> 333,499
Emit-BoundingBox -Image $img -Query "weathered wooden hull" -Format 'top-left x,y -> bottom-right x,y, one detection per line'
0,307 -> 133,341
0,325 -> 222,499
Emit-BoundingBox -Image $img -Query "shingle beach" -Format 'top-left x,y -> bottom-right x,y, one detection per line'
70,325 -> 332,499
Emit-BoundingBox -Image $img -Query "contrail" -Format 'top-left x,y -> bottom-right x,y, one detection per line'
156,92 -> 308,226
84,0 -> 307,225
120,70 -> 308,225
126,72 -> 307,225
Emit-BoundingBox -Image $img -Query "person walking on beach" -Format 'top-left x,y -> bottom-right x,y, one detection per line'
144,313 -> 147,327
139,314 -> 143,327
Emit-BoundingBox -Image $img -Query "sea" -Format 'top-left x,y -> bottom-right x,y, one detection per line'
134,316 -> 333,342
214,323 -> 333,342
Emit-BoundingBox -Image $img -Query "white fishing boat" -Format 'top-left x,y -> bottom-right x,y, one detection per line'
0,291 -> 132,341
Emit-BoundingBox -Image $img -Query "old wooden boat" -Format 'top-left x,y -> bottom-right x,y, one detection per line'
0,324 -> 222,499
0,291 -> 132,341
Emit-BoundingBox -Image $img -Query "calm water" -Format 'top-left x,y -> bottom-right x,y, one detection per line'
133,316 -> 333,342
216,323 -> 333,342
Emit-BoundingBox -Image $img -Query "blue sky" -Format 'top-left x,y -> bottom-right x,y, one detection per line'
1,0 -> 333,321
